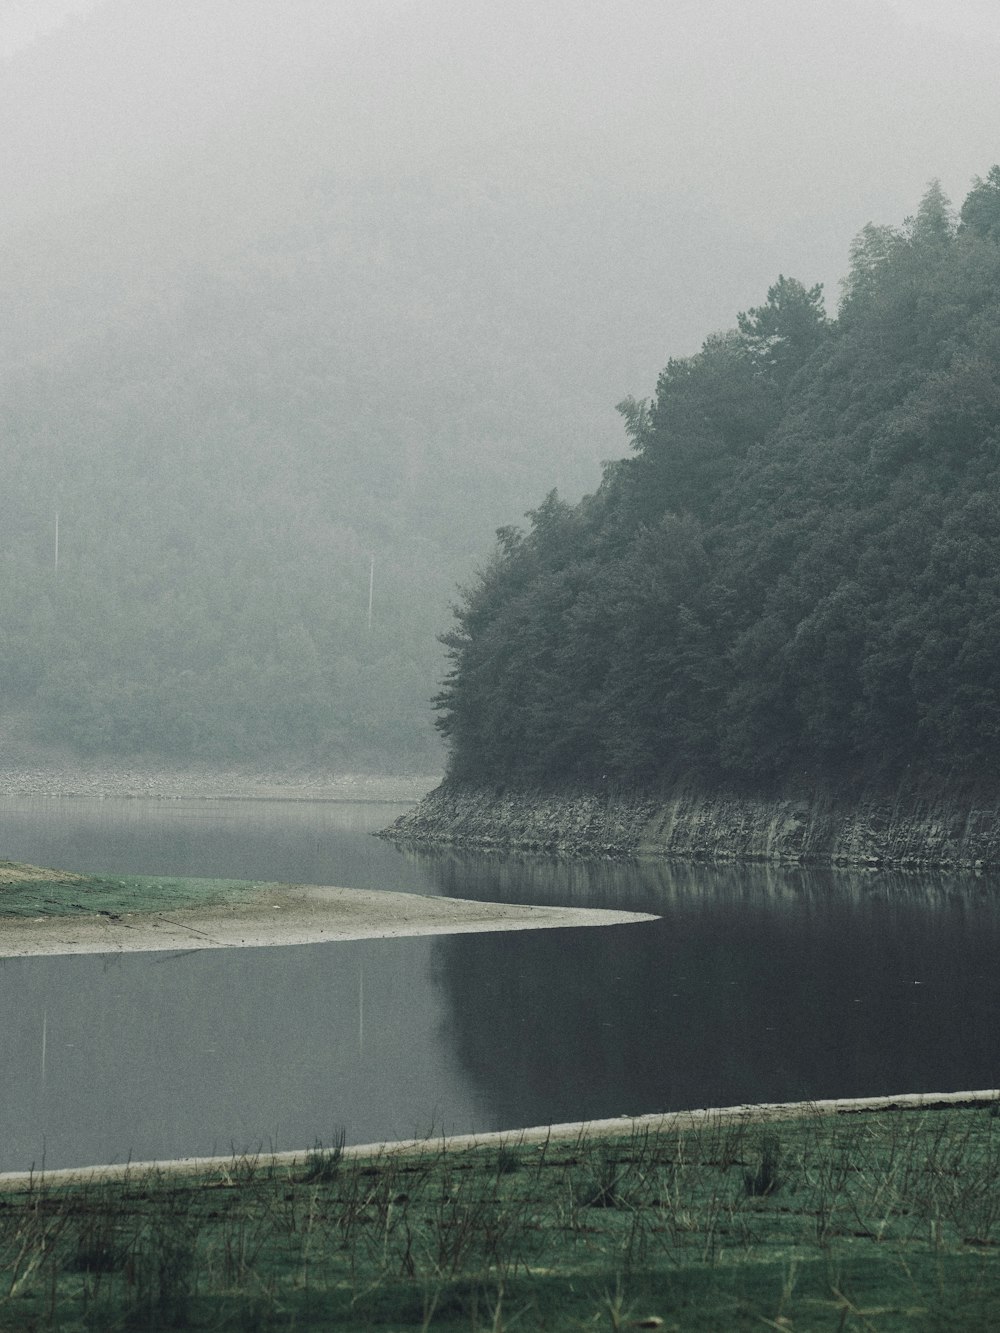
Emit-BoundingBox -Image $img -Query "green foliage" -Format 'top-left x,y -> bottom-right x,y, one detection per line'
4,1109 -> 1000,1329
960,165 -> 1000,239
437,169 -> 1000,790
0,872 -> 265,918
737,273 -> 828,386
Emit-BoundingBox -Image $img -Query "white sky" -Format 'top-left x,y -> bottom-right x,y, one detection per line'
2,0 -> 1000,61
886,0 -> 1000,38
0,0 -> 103,60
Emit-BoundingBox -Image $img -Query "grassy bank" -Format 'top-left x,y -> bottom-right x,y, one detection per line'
0,861 -> 262,918
3,1107 -> 1000,1329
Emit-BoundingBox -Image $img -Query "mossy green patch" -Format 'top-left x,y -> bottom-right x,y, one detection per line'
0,871 -> 267,918
3,1107 -> 1000,1329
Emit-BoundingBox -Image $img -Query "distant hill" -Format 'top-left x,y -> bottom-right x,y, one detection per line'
1,2 -> 998,769
436,173 -> 1000,790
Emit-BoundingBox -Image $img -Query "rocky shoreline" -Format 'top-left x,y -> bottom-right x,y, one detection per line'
10,761 -> 1000,867
380,780 -> 1000,867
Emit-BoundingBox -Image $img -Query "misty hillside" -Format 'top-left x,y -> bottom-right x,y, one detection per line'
436,174 -> 1000,791
2,1 -> 999,769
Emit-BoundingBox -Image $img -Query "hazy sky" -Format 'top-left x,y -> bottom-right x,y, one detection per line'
3,0 -> 1000,59
0,0 -> 100,59
888,0 -> 1000,38
3,0 -> 999,387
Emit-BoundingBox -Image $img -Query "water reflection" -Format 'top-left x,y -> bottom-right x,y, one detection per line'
406,847 -> 1000,1125
0,796 -> 428,890
0,938 -> 486,1173
1,798 -> 999,1172
401,842 -> 1000,915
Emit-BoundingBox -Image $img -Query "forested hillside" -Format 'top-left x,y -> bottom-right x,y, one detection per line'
436,173 -> 1000,791
3,1 -> 998,772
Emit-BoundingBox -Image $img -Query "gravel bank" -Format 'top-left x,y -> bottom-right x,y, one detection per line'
0,763 -> 439,803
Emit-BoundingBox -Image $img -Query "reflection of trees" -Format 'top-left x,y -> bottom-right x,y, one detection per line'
425,855 -> 1000,1130
398,842 -> 1000,914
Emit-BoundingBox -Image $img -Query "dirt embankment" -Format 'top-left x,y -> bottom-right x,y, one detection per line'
0,861 -> 86,884
381,780 -> 1000,867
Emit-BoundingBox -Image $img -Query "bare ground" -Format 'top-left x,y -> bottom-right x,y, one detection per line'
0,861 -> 85,884
0,883 -> 658,957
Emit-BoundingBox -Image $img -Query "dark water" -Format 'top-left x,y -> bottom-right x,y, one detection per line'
1,797 -> 999,1173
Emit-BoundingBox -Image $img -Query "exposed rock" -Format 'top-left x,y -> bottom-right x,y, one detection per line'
379,780 -> 1000,867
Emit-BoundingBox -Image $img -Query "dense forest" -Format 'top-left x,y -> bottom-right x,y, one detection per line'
436,171 -> 1000,792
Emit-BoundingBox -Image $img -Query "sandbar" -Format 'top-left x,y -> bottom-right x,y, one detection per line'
0,884 -> 658,957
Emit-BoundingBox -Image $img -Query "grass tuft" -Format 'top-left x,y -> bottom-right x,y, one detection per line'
297,1129 -> 346,1184
1,1107 -> 1000,1329
744,1132 -> 783,1197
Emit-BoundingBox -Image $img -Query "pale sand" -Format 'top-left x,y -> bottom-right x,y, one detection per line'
0,884 -> 658,957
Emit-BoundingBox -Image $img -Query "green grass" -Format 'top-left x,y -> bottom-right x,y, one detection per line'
3,1107 -> 1000,1329
0,865 -> 267,917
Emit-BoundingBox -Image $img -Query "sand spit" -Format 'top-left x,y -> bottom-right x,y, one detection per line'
0,884 -> 658,958
2,1089 -> 996,1189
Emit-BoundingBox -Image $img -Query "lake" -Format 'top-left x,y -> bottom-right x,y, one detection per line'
2,796 -> 999,1173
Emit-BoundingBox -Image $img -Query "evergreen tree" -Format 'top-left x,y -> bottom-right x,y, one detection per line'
436,168 -> 1000,793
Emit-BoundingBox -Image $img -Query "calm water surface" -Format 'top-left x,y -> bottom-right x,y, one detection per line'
1,796 -> 999,1172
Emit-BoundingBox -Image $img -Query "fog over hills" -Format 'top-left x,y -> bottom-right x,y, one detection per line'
1,0 -> 997,770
